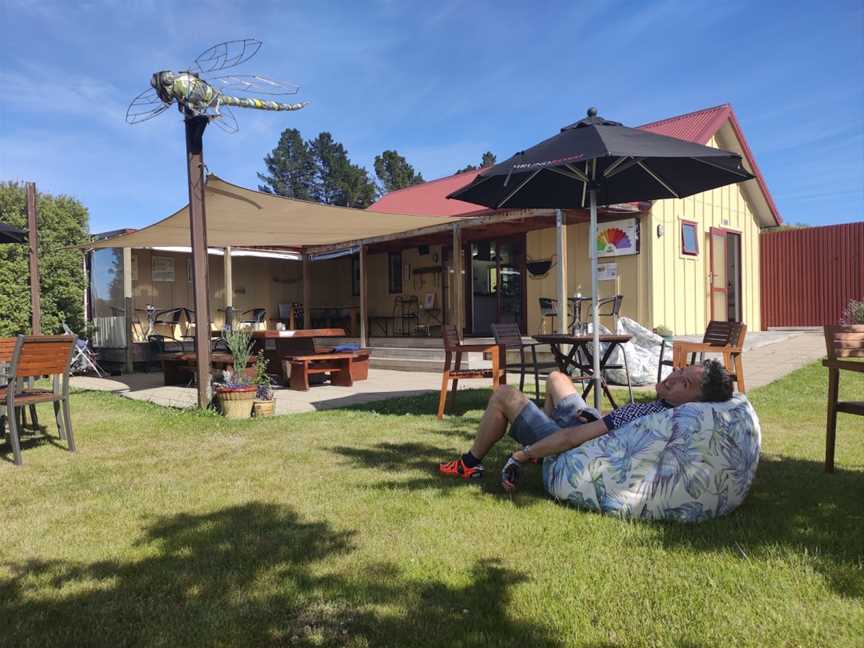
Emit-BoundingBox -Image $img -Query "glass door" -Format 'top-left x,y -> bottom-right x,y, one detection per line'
468,237 -> 525,335
710,228 -> 743,322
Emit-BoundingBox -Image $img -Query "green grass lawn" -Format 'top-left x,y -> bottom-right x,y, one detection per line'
1,362 -> 862,647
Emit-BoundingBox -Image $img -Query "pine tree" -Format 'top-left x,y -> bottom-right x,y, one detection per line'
374,150 -> 424,194
257,128 -> 314,199
454,150 -> 496,174
308,132 -> 377,208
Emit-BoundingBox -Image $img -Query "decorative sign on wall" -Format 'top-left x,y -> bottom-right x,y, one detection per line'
597,262 -> 618,281
151,256 -> 175,282
593,218 -> 640,257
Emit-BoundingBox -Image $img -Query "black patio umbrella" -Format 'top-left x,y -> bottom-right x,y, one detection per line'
0,222 -> 28,244
448,107 -> 754,406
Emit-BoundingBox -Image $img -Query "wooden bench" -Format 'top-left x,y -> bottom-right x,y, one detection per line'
286,353 -> 355,391
159,351 -> 240,386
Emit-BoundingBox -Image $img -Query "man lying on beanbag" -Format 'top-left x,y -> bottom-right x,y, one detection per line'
439,360 -> 734,492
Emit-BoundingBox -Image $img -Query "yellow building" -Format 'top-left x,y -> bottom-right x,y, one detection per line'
365,104 -> 782,336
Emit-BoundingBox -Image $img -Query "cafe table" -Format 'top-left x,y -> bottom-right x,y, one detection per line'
533,333 -> 634,409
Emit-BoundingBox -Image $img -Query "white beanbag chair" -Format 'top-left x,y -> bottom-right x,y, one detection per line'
542,395 -> 760,523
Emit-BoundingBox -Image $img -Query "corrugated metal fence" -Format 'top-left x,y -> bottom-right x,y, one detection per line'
760,222 -> 864,327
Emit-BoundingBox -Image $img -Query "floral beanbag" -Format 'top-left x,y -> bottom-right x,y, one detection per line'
542,395 -> 761,523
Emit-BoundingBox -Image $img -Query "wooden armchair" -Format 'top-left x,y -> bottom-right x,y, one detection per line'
1,335 -> 77,466
658,321 -> 747,392
823,325 -> 864,473
437,324 -> 505,419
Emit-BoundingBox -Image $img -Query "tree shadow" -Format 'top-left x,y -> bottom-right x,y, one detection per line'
0,502 -> 560,647
344,388 -> 492,417
648,454 -> 864,599
329,440 -> 549,504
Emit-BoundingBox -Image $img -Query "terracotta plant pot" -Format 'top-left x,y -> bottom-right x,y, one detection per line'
216,386 -> 256,419
253,399 -> 275,417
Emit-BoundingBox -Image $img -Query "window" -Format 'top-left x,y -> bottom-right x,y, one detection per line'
681,221 -> 699,256
388,251 -> 402,294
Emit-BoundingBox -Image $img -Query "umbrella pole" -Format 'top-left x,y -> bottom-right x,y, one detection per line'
589,188 -> 601,410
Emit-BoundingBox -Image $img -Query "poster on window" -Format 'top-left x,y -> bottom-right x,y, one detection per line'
152,256 -> 175,282
593,218 -> 640,257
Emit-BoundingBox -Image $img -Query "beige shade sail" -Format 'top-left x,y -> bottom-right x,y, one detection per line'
88,175 -> 467,250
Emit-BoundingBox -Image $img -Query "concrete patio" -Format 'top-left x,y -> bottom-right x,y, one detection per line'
71,329 -> 827,414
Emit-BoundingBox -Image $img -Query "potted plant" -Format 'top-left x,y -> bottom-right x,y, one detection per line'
215,329 -> 256,419
654,325 -> 674,343
252,350 -> 274,417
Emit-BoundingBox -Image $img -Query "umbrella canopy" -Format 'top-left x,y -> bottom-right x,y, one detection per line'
0,222 -> 28,244
448,108 -> 753,209
448,108 -> 755,408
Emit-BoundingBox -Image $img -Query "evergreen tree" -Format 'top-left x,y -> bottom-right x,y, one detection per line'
454,150 -> 496,174
0,183 -> 89,335
308,132 -> 377,208
374,150 -> 424,194
257,128 -> 314,199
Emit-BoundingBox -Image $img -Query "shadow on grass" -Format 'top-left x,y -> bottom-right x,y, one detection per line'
344,388 -> 492,417
0,502 -> 560,648
652,454 -> 864,599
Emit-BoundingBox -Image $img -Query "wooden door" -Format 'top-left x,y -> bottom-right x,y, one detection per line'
710,228 -> 743,322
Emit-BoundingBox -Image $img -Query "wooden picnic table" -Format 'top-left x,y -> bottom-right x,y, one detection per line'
251,329 -> 369,384
159,351 -> 243,386
533,333 -> 634,409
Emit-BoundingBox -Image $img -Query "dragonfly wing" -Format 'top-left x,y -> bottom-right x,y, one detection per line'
126,87 -> 170,124
194,39 -> 262,74
213,104 -> 239,134
207,74 -> 300,96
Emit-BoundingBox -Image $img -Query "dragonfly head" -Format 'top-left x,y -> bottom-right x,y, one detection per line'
150,71 -> 177,104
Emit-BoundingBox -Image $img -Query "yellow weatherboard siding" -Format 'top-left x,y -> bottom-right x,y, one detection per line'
525,217 -> 651,335
648,135 -> 762,335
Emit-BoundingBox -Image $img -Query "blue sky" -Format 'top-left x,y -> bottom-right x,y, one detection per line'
1,0 -> 862,232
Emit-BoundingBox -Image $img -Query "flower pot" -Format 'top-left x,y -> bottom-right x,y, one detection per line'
253,399 -> 275,417
216,386 -> 256,419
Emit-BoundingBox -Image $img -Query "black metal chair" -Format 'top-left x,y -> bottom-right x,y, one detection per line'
240,308 -> 267,328
538,297 -> 559,334
491,322 -> 557,403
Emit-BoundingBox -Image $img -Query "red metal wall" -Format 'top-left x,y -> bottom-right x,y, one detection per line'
760,222 -> 864,327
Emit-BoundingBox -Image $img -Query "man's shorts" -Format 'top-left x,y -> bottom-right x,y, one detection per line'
509,394 -> 600,446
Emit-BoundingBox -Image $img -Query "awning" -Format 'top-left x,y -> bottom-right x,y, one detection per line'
88,175 -> 467,250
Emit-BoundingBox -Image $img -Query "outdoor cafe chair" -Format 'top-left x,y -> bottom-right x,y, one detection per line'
491,322 -> 557,403
822,324 -> 864,473
239,308 -> 267,329
1,335 -> 77,466
437,324 -> 505,419
658,321 -> 747,393
538,297 -> 559,334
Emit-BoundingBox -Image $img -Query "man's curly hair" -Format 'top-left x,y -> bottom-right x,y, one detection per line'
700,359 -> 734,402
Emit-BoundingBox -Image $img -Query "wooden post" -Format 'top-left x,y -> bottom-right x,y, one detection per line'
184,114 -> 211,409
555,209 -> 568,335
302,254 -> 311,329
451,224 -> 463,335
359,245 -> 368,346
26,182 -> 40,334
122,248 -> 134,373
223,246 -> 233,328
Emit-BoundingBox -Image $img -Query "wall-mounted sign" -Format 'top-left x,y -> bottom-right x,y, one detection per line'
152,256 -> 175,282
597,262 -> 618,281
593,217 -> 640,257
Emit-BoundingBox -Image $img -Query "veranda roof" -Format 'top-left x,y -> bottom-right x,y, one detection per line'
88,175 -> 467,250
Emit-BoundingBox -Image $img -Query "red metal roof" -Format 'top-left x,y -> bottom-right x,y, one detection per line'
370,104 -> 781,225
370,169 -> 491,217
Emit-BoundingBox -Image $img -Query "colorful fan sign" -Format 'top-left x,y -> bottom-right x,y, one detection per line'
593,218 -> 639,257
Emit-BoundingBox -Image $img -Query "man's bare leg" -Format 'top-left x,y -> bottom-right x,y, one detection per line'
544,371 -> 579,415
468,385 -> 531,460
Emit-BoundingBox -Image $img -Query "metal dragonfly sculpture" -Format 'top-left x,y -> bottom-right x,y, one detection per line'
123,39 -> 308,409
125,38 -> 308,132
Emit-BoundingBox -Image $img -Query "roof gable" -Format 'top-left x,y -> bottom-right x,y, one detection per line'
370,104 -> 781,225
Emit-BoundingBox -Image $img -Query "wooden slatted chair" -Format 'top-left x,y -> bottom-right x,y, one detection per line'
0,336 -> 39,432
823,325 -> 864,473
437,324 -> 505,419
1,335 -> 77,466
491,322 -> 557,403
659,321 -> 747,393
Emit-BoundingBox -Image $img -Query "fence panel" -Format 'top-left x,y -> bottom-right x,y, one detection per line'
760,222 -> 864,327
